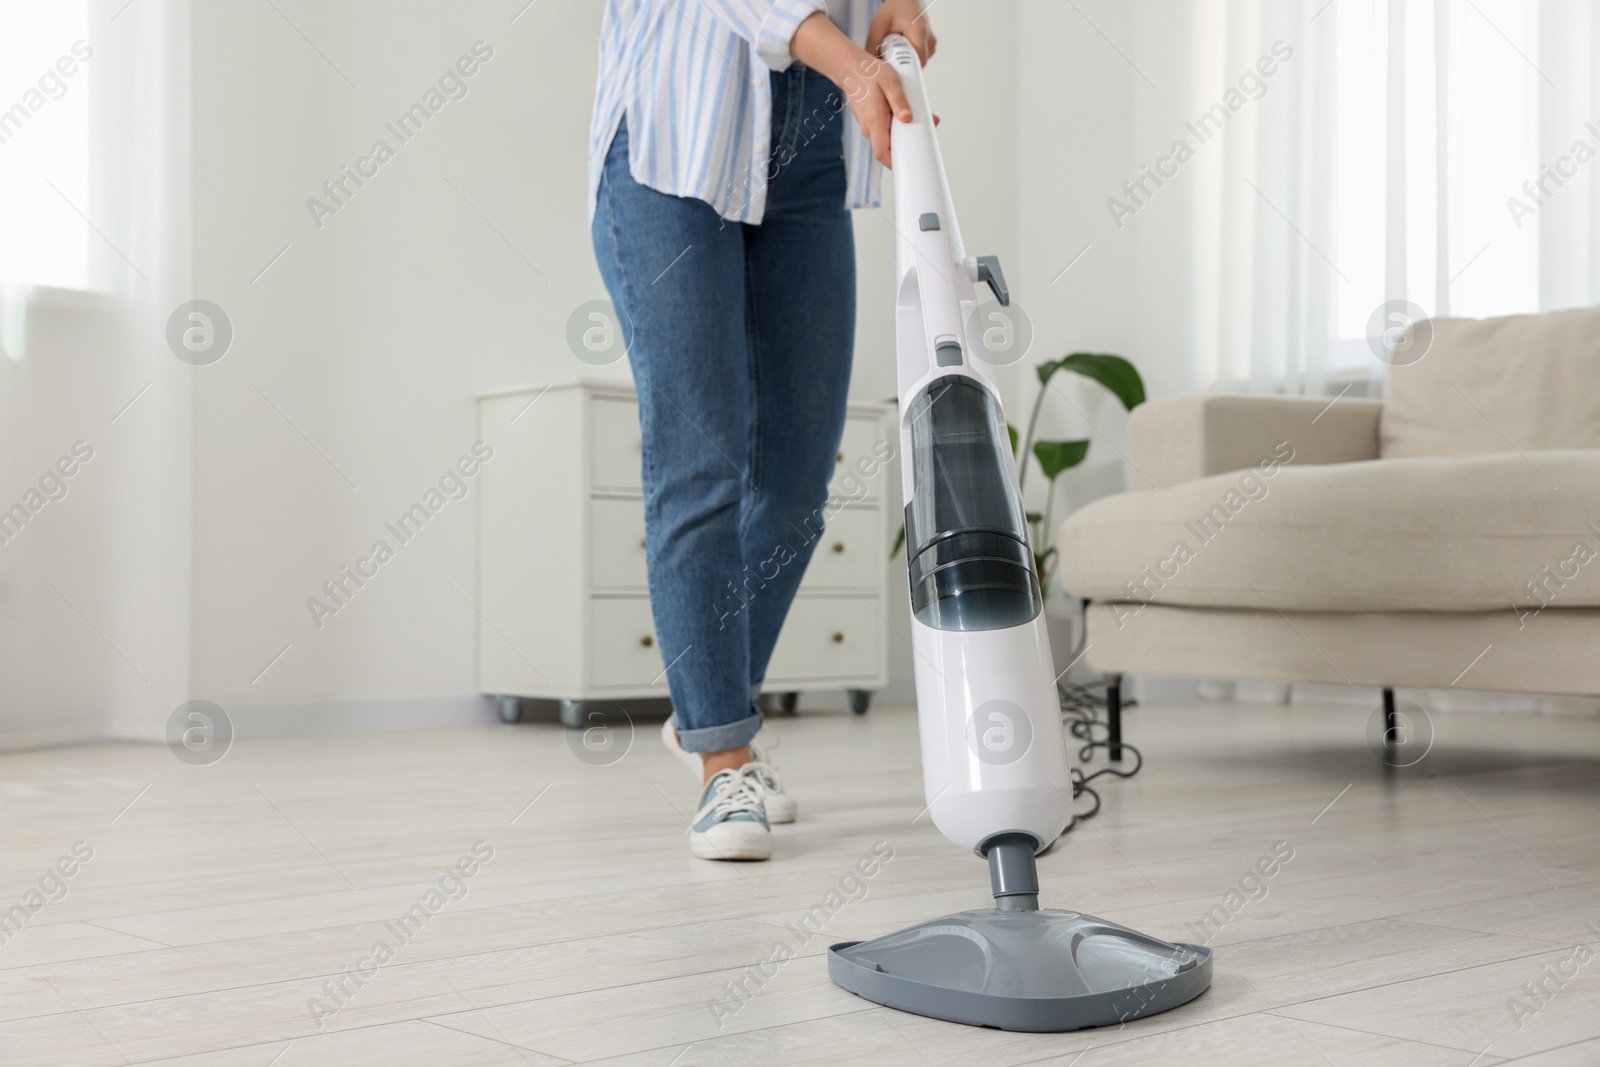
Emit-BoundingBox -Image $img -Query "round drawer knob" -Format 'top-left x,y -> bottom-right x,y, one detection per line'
640,635 -> 654,648
831,542 -> 844,554
831,632 -> 844,643
835,451 -> 844,463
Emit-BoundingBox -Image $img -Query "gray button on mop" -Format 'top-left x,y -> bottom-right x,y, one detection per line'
919,212 -> 940,231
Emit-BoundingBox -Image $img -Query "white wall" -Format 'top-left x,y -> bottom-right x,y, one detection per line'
1013,0 -> 1141,526
189,0 -> 598,706
186,0 -> 1048,711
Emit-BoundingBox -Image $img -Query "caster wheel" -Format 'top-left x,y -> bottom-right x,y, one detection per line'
849,689 -> 871,714
779,691 -> 799,714
497,696 -> 522,724
559,699 -> 586,729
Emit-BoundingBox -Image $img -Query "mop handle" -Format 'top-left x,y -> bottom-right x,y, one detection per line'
880,34 -> 965,263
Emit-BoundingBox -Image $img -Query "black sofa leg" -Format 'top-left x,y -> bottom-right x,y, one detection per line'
1382,686 -> 1397,757
1105,672 -> 1124,762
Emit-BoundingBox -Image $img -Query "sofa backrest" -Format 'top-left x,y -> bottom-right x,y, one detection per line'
1380,304 -> 1600,458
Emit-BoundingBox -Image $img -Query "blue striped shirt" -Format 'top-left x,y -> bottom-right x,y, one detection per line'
588,0 -> 884,225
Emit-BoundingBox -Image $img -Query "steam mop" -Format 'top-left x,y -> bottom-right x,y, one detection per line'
824,36 -> 1213,1032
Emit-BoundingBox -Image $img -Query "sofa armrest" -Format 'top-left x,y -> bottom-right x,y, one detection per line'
1128,394 -> 1383,490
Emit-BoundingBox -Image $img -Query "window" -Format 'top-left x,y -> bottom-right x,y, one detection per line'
0,1 -> 93,293
1328,0 -> 1543,367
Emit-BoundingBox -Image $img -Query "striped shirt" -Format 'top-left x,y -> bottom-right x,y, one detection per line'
588,0 -> 884,225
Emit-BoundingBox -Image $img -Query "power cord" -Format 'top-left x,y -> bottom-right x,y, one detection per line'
1054,603 -> 1144,833
1043,598 -> 1145,831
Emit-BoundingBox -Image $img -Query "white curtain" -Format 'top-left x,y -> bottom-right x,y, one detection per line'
0,0 -> 193,748
1133,0 -> 1600,393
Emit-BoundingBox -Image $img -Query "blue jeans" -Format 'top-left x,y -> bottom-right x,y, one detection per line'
591,66 -> 855,754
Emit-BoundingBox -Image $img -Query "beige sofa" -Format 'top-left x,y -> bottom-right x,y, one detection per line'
1056,305 -> 1600,752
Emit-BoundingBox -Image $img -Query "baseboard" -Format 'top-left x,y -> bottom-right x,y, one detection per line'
223,681 -> 925,739
757,678 -> 917,712
225,694 -> 500,737
878,674 -> 918,706
86,674 -> 1590,750
1129,676 -> 1200,705
1140,678 -> 1600,718
216,676 -> 1598,742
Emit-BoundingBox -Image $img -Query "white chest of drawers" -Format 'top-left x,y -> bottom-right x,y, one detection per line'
477,380 -> 890,726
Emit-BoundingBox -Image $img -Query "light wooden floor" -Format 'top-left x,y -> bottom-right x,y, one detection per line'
2,699 -> 1598,1066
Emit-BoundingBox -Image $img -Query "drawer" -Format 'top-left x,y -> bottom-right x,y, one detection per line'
591,498 -> 648,589
798,506 -> 880,591
591,396 -> 642,490
588,598 -> 667,689
829,415 -> 887,502
764,598 -> 882,683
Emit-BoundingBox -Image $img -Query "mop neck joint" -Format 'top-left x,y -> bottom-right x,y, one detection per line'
983,833 -> 1041,911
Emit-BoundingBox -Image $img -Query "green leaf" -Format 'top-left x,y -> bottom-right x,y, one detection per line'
890,524 -> 905,558
1054,353 -> 1145,410
1032,438 -> 1090,480
1007,424 -> 1019,455
1025,511 -> 1044,524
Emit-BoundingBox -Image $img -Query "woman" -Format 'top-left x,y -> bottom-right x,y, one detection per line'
588,0 -> 935,860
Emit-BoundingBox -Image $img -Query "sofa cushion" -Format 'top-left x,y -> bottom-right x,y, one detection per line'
1382,305 -> 1600,458
1057,450 -> 1600,613
1130,394 -> 1381,490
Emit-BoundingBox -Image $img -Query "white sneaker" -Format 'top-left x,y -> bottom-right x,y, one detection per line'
660,716 -> 797,823
688,766 -> 771,861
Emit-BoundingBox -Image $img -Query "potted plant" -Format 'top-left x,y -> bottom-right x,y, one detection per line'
1014,352 -> 1145,594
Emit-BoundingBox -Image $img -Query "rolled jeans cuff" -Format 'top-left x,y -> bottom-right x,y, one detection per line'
675,706 -> 764,754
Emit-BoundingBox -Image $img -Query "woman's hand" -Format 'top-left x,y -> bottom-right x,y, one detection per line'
838,50 -> 911,168
865,0 -> 936,66
793,7 -> 935,168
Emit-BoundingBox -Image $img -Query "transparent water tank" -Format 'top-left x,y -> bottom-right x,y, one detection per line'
905,377 -> 1043,631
